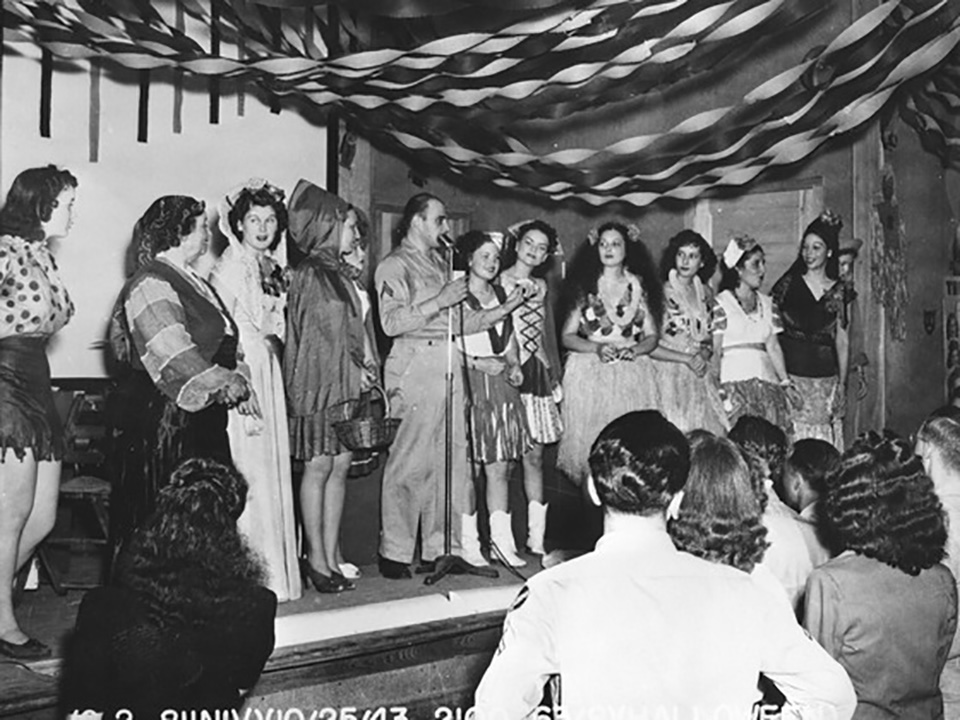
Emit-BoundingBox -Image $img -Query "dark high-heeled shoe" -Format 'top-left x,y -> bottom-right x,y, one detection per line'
300,559 -> 346,594
331,571 -> 356,591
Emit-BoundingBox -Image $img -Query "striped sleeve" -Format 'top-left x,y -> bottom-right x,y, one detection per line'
711,295 -> 728,334
124,276 -> 234,412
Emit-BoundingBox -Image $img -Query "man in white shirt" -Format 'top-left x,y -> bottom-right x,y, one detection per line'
730,417 -> 830,612
474,410 -> 855,720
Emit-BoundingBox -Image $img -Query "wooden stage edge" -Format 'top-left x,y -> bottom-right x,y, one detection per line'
1,584 -> 519,720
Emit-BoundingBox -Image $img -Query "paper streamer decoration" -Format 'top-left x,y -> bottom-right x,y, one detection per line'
2,0 -> 959,203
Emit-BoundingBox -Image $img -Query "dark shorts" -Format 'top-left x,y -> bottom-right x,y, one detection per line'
0,335 -> 63,462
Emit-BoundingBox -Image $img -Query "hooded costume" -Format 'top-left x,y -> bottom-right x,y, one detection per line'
283,179 -> 379,458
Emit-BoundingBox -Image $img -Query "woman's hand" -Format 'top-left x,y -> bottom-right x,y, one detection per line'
782,379 -> 804,410
237,389 -> 263,420
830,377 -> 847,417
596,343 -> 619,363
222,373 -> 252,407
474,356 -> 507,376
504,284 -> 534,312
686,352 -> 708,377
360,361 -> 379,392
506,364 -> 524,388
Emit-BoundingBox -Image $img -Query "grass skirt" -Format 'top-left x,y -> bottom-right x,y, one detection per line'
463,365 -> 532,463
557,351 -> 660,485
653,360 -> 729,435
790,374 -> 844,450
722,377 -> 794,438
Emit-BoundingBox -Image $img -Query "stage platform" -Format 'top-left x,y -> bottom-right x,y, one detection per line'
0,559 -> 537,720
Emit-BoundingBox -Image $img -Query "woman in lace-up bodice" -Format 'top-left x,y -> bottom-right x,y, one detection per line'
499,220 -> 563,556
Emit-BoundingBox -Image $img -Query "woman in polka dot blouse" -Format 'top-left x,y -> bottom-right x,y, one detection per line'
0,164 -> 78,660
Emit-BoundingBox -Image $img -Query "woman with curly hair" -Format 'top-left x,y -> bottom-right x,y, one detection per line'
209,179 -> 300,602
915,406 -> 960,719
713,235 -> 797,435
0,165 -> 77,659
556,222 -> 663,485
454,231 -> 532,567
60,458 -> 276,717
284,179 -> 378,592
669,433 -> 788,606
108,196 -> 256,563
651,230 -> 728,434
804,432 -> 957,719
498,219 -> 563,555
772,212 -> 850,449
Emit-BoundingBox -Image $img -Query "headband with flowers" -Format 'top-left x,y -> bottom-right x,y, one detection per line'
722,234 -> 760,269
818,209 -> 843,230
587,223 -> 642,246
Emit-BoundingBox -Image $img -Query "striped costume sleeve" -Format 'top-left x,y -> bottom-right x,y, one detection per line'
124,276 -> 235,412
711,295 -> 728,334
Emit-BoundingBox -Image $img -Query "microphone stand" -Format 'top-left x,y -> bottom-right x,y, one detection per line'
425,237 -> 499,585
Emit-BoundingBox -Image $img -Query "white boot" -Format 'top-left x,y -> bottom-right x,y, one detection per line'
458,513 -> 489,567
490,510 -> 526,567
527,500 -> 547,555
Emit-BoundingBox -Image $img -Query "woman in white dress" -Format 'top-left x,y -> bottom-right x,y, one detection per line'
712,235 -> 797,437
210,179 -> 301,602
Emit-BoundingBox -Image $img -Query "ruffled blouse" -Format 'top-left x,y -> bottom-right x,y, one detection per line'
0,234 -> 73,339
771,272 -> 848,378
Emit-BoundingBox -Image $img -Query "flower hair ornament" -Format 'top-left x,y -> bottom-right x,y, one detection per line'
819,209 -> 843,230
722,234 -> 759,269
587,223 -> 642,246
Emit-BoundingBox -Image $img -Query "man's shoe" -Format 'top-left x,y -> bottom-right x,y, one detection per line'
415,559 -> 437,574
378,555 -> 412,579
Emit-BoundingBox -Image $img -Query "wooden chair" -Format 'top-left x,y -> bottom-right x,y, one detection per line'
36,389 -> 111,594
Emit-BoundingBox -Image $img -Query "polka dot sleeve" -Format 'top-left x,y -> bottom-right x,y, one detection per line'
0,235 -> 73,339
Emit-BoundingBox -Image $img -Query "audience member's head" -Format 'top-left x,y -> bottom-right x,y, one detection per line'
587,410 -> 690,517
821,431 -> 946,575
915,406 -> 960,486
780,439 -> 841,514
729,415 -> 789,512
115,458 -> 266,617
669,434 -> 769,573
685,428 -> 716,449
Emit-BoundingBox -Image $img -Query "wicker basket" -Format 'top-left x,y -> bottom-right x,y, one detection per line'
333,385 -> 401,451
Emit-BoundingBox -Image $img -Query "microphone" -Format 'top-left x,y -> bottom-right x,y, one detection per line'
438,232 -> 454,249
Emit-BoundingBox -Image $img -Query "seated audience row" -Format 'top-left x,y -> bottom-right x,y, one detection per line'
477,410 -> 960,720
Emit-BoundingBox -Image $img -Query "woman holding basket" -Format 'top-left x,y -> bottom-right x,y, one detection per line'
284,180 -> 379,593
